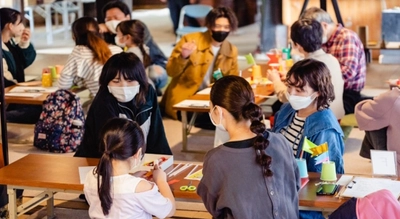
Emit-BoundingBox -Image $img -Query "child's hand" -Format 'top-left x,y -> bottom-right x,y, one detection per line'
152,164 -> 167,184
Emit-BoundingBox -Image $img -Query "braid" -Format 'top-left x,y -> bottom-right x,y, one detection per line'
243,102 -> 273,177
138,43 -> 151,68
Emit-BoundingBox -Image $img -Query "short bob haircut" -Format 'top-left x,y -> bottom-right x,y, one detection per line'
300,7 -> 334,24
0,8 -> 22,31
290,19 -> 323,53
285,59 -> 335,110
99,52 -> 149,106
205,6 -> 238,32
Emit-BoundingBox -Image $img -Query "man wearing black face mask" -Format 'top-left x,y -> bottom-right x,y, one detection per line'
161,6 -> 239,123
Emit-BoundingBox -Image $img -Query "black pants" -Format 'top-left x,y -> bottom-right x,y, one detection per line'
6,104 -> 42,124
0,186 -> 23,208
359,127 -> 388,159
168,0 -> 199,32
343,89 -> 372,115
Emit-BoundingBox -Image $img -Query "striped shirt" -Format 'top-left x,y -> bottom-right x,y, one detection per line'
280,113 -> 305,155
58,45 -> 122,96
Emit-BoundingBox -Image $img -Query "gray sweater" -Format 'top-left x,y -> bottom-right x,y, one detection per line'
197,131 -> 300,219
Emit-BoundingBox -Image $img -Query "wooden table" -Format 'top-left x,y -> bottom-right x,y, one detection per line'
0,154 -> 98,218
4,85 -> 86,105
173,64 -> 274,153
0,154 -> 201,218
4,86 -> 49,105
0,154 -> 378,218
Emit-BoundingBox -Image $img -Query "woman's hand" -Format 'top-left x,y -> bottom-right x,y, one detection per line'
98,23 -> 109,33
152,164 -> 167,184
21,29 -> 31,42
181,40 -> 197,59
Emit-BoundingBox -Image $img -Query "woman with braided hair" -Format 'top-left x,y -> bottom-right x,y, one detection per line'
197,75 -> 300,218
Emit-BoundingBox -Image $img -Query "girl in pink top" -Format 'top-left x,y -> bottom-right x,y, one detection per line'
84,118 -> 175,218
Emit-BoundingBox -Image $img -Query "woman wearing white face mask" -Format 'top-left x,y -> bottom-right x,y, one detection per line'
84,118 -> 176,219
75,53 -> 172,159
198,75 -> 300,219
272,59 -> 345,219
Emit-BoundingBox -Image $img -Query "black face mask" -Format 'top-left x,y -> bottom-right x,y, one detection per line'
211,30 -> 230,43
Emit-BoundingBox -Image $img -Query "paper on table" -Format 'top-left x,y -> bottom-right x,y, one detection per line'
78,166 -> 95,184
340,176 -> 400,198
336,175 -> 354,186
9,86 -> 58,93
184,168 -> 203,181
196,87 -> 212,95
5,93 -> 42,98
174,100 -> 210,108
371,150 -> 397,176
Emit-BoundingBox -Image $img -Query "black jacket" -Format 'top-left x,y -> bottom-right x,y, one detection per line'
75,85 -> 172,158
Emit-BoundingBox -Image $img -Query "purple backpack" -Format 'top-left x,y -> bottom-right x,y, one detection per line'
34,89 -> 85,153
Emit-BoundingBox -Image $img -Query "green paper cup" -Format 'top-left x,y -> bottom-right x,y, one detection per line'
320,161 -> 337,181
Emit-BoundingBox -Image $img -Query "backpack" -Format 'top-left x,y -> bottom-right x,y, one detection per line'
34,89 -> 85,153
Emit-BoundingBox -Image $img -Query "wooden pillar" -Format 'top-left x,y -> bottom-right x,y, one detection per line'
96,0 -> 132,23
260,0 -> 287,52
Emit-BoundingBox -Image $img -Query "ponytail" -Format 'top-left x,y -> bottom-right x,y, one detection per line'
138,43 -> 151,68
242,102 -> 273,177
95,152 -> 113,215
87,31 -> 112,65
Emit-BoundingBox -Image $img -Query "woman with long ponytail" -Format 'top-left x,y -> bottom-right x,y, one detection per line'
58,17 -> 122,97
197,75 -> 300,218
115,20 -> 168,93
84,118 -> 175,218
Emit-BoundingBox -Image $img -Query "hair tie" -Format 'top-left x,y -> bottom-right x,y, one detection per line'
104,151 -> 111,156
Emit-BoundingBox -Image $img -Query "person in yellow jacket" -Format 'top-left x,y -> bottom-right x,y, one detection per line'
161,6 -> 239,120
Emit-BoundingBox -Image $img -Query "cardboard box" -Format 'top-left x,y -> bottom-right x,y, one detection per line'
133,153 -> 173,172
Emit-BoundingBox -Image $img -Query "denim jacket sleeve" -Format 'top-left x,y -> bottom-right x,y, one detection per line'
305,129 -> 345,174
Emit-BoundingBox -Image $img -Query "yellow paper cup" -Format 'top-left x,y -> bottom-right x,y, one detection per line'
252,65 -> 262,80
320,161 -> 337,181
42,73 -> 53,87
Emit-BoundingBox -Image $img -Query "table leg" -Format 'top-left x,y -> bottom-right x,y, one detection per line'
181,111 -> 188,152
62,1 -> 70,39
7,187 -> 17,219
44,4 -> 53,44
46,192 -> 54,218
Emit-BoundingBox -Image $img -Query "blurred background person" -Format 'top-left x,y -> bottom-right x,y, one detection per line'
161,6 -> 238,130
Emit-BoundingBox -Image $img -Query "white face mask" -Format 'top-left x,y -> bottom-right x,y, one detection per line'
105,20 -> 121,34
130,151 -> 143,171
108,85 -> 140,103
115,35 -> 126,48
209,106 -> 227,132
286,92 -> 317,110
322,35 -> 328,44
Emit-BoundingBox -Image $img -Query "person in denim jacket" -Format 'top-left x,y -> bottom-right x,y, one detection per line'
272,59 -> 345,219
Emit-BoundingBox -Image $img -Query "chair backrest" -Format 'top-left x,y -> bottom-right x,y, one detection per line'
178,4 -> 213,29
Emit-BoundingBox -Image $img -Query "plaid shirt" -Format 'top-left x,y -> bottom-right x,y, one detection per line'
322,24 -> 366,92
